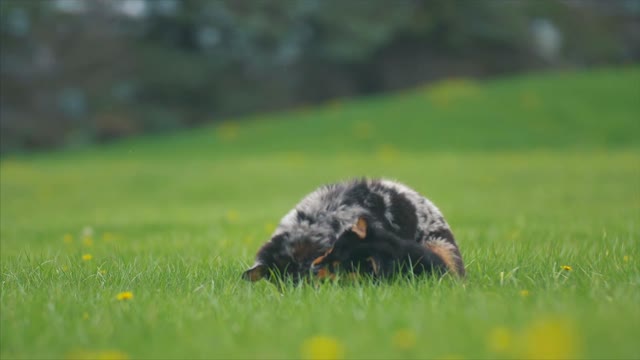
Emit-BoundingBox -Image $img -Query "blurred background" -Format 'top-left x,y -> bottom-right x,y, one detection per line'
1,0 -> 639,154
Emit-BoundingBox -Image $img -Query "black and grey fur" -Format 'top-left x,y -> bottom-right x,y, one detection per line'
310,216 -> 464,279
243,178 -> 465,283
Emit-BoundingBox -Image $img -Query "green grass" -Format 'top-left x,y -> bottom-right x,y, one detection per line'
1,67 -> 639,359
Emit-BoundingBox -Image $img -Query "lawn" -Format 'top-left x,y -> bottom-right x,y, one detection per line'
1,67 -> 639,359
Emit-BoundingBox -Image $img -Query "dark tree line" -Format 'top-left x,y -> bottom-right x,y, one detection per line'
1,0 -> 638,153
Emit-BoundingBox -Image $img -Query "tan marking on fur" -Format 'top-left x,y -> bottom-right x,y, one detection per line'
244,265 -> 265,282
352,217 -> 367,239
367,257 -> 379,274
316,268 -> 336,280
311,255 -> 326,266
317,268 -> 328,279
312,248 -> 333,266
424,239 -> 462,276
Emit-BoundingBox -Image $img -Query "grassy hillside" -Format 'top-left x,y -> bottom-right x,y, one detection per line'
1,67 -> 639,359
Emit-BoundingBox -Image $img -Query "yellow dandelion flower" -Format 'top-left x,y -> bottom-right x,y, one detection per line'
520,91 -> 541,110
392,328 -> 417,350
438,355 -> 464,360
427,78 -> 479,108
352,121 -> 374,140
102,232 -> 115,242
217,122 -> 239,141
98,351 -> 129,360
63,234 -> 74,244
285,152 -> 306,166
264,222 -> 276,235
82,254 -> 92,261
376,144 -> 400,162
487,326 -> 512,354
82,236 -> 93,247
623,255 -> 630,263
520,317 -> 580,359
82,312 -> 90,320
66,349 -> 129,360
561,265 -> 572,271
520,290 -> 530,297
243,235 -> 254,246
300,335 -> 345,360
226,210 -> 239,223
116,291 -> 134,301
328,99 -> 343,110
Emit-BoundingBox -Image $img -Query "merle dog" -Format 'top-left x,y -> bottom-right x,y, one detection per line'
243,178 -> 465,284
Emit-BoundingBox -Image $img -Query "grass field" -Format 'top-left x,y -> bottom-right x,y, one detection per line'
1,67 -> 639,359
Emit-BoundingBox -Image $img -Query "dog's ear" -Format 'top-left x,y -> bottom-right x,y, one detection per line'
242,263 -> 267,282
351,217 -> 367,239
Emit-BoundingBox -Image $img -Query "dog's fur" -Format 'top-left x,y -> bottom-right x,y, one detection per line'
243,178 -> 465,283
310,216 -> 465,278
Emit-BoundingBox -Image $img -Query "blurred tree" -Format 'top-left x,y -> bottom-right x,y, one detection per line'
1,0 -> 637,153
1,0 -> 135,151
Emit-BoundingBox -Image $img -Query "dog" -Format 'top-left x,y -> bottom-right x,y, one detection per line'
243,178 -> 465,284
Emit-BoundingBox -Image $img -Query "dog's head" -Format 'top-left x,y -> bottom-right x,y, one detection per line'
309,217 -> 381,279
242,231 -> 331,284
